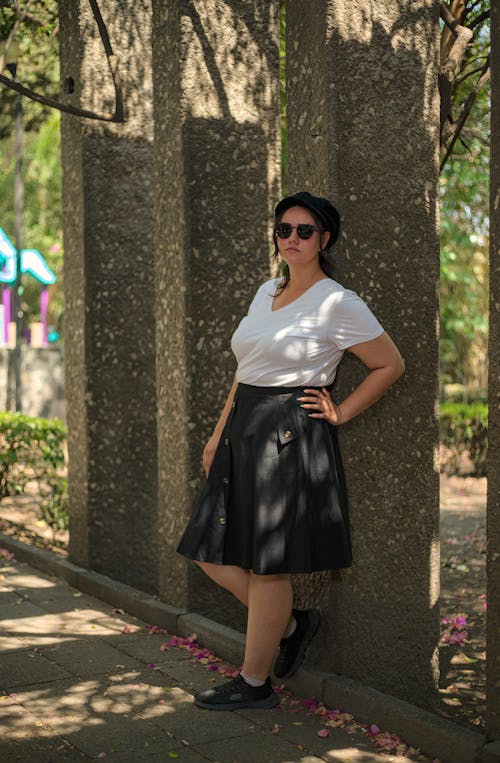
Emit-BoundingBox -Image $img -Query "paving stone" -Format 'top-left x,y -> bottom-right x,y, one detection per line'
8,676 -> 177,756
1,609 -> 79,638
40,637 -> 144,678
100,631 -> 181,663
199,729 -> 327,763
0,701 -> 88,761
2,569 -> 58,591
152,657 -> 229,693
0,631 -> 31,653
0,741 -> 87,762
1,649 -> 72,689
0,556 -> 442,763
23,588 -> 112,613
0,589 -> 26,605
0,600 -> 48,621
119,683 -> 258,745
266,719 -> 401,762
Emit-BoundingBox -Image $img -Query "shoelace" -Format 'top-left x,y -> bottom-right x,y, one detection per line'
213,677 -> 245,696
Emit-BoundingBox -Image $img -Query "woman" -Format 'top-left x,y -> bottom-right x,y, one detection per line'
177,191 -> 405,711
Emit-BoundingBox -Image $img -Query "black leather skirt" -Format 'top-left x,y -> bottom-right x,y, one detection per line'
176,383 -> 352,575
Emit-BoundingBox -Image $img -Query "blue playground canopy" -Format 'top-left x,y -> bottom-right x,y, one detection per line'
0,226 -> 56,285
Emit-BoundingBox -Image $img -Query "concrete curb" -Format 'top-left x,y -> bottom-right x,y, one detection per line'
0,532 -> 494,763
0,533 -> 184,633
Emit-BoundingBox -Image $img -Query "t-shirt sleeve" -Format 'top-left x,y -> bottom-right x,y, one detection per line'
328,289 -> 384,350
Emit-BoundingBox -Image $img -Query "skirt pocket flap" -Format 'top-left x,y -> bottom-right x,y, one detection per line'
277,424 -> 298,445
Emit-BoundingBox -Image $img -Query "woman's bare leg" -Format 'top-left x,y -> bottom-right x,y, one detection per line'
195,561 -> 250,606
242,572 -> 293,681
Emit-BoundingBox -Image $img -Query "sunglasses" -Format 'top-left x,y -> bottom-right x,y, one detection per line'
273,223 -> 322,240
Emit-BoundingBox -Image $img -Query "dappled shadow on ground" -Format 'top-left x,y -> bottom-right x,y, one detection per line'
0,473 -> 488,734
0,556 -> 440,762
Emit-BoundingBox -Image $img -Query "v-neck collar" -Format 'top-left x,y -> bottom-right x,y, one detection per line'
270,278 -> 329,313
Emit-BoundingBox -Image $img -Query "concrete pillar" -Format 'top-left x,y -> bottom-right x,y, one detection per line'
152,1 -> 280,624
286,0 -> 441,707
59,1 -> 159,592
487,0 -> 500,741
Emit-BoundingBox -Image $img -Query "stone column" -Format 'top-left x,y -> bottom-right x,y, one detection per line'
286,0 -> 441,707
59,1 -> 159,592
152,1 -> 280,623
486,0 -> 500,741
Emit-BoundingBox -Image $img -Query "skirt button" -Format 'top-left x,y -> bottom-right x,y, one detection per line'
219,517 -> 226,525
224,438 -> 229,445
223,477 -> 229,484
284,429 -> 292,438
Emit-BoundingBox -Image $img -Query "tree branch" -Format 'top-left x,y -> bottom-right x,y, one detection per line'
469,9 -> 490,30
440,1 -> 460,34
440,57 -> 490,169
455,60 -> 490,87
439,1 -> 474,133
0,0 -> 125,123
0,73 -> 123,121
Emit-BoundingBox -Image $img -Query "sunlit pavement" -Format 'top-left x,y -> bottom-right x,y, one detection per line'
0,554 -> 437,763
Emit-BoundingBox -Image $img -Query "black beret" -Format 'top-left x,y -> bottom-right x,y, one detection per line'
274,191 -> 340,249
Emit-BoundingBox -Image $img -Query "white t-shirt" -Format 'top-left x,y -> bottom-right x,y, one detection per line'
231,277 -> 384,387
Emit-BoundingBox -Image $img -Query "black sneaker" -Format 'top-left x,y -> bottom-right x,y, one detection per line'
194,674 -> 280,711
273,608 -> 321,679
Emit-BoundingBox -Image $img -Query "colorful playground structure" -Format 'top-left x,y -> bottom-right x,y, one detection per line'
0,226 -> 57,347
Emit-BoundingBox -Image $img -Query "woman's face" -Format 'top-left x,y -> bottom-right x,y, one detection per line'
276,206 -> 329,268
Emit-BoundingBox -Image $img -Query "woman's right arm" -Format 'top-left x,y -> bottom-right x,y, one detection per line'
202,376 -> 238,477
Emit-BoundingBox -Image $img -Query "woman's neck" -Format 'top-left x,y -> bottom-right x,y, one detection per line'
285,264 -> 326,290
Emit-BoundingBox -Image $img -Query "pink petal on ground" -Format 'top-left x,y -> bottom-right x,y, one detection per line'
316,729 -> 329,738
146,663 -> 156,669
121,625 -> 133,634
160,642 -> 169,651
369,724 -> 380,735
208,664 -> 218,672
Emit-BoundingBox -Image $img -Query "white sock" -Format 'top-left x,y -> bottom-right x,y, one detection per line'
240,671 -> 266,687
283,615 -> 297,639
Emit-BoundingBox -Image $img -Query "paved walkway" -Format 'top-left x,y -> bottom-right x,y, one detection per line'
0,552 -> 436,763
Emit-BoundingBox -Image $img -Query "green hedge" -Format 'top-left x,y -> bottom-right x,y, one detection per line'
440,402 -> 488,476
0,412 -> 68,534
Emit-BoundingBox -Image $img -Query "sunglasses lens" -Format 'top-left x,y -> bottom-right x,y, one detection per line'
274,223 -> 318,239
297,225 -> 316,239
274,223 -> 293,238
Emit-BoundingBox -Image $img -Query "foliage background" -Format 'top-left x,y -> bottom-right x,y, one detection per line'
0,0 -> 62,334
439,2 -> 490,398
0,1 -> 491,399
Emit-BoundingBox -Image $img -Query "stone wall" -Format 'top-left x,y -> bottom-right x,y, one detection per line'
0,347 -> 65,421
152,0 -> 281,618
285,0 -> 441,709
59,0 -> 158,593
